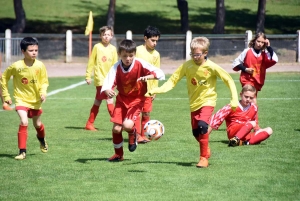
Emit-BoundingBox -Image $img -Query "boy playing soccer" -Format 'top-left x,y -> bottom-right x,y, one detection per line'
85,26 -> 118,131
101,39 -> 165,161
148,37 -> 239,168
208,84 -> 273,146
135,26 -> 161,143
1,37 -> 49,160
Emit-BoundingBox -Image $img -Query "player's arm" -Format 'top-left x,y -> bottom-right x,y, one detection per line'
148,65 -> 184,96
1,65 -> 13,104
209,104 -> 232,131
232,48 -> 251,73
85,46 -> 97,84
101,63 -> 118,96
215,66 -> 239,110
39,64 -> 49,103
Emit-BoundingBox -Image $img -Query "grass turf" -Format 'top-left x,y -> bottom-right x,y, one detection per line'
0,73 -> 300,200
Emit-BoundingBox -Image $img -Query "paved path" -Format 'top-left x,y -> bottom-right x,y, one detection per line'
45,62 -> 300,77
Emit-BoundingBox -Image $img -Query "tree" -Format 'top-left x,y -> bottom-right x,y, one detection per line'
11,0 -> 26,33
212,0 -> 225,34
107,0 -> 116,29
177,0 -> 189,33
256,0 -> 266,33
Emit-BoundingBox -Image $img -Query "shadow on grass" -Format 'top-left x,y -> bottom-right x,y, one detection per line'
294,129 -> 300,132
75,158 -> 131,163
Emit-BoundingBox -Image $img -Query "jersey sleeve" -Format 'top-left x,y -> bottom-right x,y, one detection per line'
149,64 -> 184,95
1,64 -> 14,101
101,62 -> 118,93
209,104 -> 232,130
39,64 -> 49,96
232,48 -> 249,71
214,65 -> 239,110
85,45 -> 97,80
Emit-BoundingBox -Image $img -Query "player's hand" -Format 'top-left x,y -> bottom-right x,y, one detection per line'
137,76 -> 148,82
86,79 -> 91,85
264,39 -> 270,47
5,100 -> 12,105
245,68 -> 254,75
41,95 -> 46,103
105,90 -> 116,98
151,94 -> 156,100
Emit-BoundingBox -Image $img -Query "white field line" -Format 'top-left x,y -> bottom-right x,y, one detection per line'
46,97 -> 300,100
0,81 -> 86,112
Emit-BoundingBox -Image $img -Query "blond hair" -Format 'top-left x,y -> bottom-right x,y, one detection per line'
190,37 -> 210,52
99,26 -> 114,36
241,84 -> 256,94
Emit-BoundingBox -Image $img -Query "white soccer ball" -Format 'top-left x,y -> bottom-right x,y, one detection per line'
143,120 -> 165,141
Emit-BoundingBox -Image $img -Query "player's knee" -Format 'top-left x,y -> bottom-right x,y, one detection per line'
198,120 -> 208,135
122,119 -> 134,132
192,129 -> 199,138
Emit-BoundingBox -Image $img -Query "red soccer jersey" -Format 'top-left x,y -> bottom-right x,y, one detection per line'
210,102 -> 258,132
232,48 -> 278,91
101,58 -> 165,108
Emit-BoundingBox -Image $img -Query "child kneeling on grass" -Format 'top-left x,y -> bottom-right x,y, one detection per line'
208,84 -> 273,146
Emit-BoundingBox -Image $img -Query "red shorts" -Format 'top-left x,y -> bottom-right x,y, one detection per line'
227,123 -> 254,140
142,97 -> 153,113
190,106 -> 214,129
111,101 -> 144,125
95,86 -> 110,100
16,106 -> 43,118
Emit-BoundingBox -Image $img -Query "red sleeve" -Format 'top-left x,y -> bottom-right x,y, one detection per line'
209,104 -> 232,130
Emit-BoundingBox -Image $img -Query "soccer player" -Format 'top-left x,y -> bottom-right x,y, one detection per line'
135,25 -> 161,143
85,26 -> 118,131
148,37 -> 239,168
208,84 -> 273,146
232,32 -> 278,131
101,39 -> 165,162
232,32 -> 278,104
1,37 -> 49,160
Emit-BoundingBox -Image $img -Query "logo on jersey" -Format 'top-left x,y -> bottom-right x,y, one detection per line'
21,77 -> 28,85
191,78 -> 197,85
102,56 -> 107,62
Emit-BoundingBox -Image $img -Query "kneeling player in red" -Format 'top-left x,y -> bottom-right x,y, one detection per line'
208,84 -> 273,146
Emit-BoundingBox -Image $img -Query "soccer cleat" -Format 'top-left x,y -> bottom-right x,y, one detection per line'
15,152 -> 26,160
196,156 -> 209,168
128,131 -> 138,152
137,134 -> 150,144
228,136 -> 240,147
40,141 -> 48,153
85,122 -> 97,131
2,103 -> 13,110
206,147 -> 211,158
108,154 -> 124,162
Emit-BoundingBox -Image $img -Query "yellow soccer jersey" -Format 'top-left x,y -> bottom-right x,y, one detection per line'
1,59 -> 49,109
136,45 -> 160,96
85,43 -> 118,86
149,59 -> 239,112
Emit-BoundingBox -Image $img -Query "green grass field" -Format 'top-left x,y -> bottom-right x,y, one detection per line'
0,0 -> 300,34
0,73 -> 300,201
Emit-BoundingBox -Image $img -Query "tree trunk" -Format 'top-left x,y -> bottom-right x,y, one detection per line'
212,0 -> 225,34
107,0 -> 116,29
256,0 -> 266,33
177,0 -> 189,33
11,0 -> 26,33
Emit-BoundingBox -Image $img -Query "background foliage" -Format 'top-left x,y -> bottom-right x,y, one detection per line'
0,0 -> 300,34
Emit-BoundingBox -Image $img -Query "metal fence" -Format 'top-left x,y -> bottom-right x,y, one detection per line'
0,32 -> 298,71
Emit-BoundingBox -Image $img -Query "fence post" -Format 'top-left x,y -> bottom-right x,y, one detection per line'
5,29 -> 11,64
245,30 -> 252,48
66,30 -> 72,63
126,30 -> 132,40
186,30 -> 192,60
297,30 -> 300,63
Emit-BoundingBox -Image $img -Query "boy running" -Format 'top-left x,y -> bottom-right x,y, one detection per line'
101,39 -> 165,161
1,37 -> 49,160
